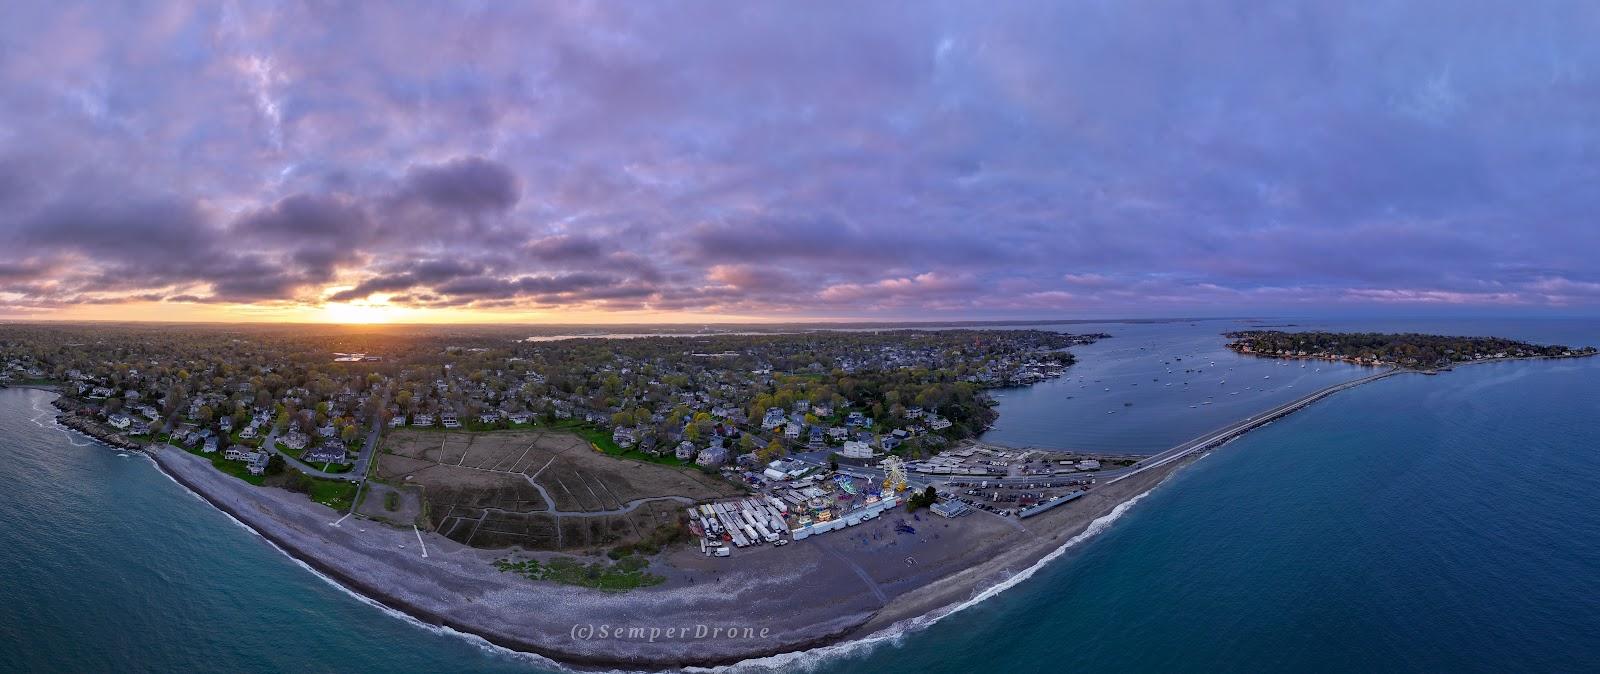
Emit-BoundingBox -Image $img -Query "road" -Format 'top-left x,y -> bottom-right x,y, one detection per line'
343,393 -> 391,513
259,424 -> 349,480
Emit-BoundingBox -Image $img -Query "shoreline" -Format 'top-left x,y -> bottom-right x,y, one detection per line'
32,367 -> 1394,670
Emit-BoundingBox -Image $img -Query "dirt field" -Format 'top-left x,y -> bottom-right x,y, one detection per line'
376,429 -> 743,550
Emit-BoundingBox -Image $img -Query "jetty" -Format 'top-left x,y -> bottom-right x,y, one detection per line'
1108,368 -> 1398,484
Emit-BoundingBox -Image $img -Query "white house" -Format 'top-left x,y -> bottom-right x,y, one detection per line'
840,440 -> 874,459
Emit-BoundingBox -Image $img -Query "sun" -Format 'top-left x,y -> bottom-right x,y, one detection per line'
318,301 -> 397,324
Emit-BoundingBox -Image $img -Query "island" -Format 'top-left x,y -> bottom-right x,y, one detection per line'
1225,330 -> 1596,369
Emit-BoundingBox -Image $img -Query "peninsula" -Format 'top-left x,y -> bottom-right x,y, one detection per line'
5,323 -> 1588,667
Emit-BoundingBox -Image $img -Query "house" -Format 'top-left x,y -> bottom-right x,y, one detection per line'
440,412 -> 460,429
479,411 -> 502,425
239,426 -> 258,440
107,414 -> 132,429
202,436 -> 219,454
808,426 -> 824,450
612,426 -> 637,447
507,411 -> 532,425
280,431 -> 310,451
928,416 -> 953,431
414,413 -> 435,427
783,424 -> 801,439
840,440 -> 874,459
761,408 -> 787,430
305,443 -> 347,464
676,441 -> 697,461
128,421 -> 150,436
224,446 -> 252,461
318,424 -> 336,438
389,415 -> 406,428
219,417 -> 234,432
696,445 -> 728,467
246,451 -> 271,475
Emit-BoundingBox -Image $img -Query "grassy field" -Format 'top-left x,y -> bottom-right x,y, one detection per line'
379,427 -> 737,551
493,554 -> 664,592
304,477 -> 359,510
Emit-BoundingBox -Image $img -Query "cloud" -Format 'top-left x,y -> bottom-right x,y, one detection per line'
1,2 -> 1598,318
397,156 -> 520,213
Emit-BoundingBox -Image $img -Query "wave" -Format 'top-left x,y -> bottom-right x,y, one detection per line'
28,394 -> 97,447
686,476 -> 1171,674
121,404 -> 1178,674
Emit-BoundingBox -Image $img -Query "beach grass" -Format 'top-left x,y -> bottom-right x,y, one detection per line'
493,555 -> 665,592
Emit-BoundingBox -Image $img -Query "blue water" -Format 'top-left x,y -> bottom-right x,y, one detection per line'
3,318 -> 1599,673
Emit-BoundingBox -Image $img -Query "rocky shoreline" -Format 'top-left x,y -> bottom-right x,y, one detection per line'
51,397 -> 148,452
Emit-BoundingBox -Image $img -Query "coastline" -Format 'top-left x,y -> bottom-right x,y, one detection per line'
39,385 -> 1215,670
35,367 -> 1391,670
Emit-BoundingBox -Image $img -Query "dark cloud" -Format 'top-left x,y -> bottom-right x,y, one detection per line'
398,157 -> 520,213
234,194 -> 373,243
524,234 -> 605,261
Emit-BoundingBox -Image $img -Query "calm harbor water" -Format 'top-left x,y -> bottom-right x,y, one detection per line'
2,318 -> 1598,673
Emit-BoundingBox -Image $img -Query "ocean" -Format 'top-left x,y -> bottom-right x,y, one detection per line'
2,318 -> 1597,672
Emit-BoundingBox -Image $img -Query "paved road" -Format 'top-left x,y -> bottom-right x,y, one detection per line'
259,424 -> 352,480
350,394 -> 389,479
343,394 -> 392,514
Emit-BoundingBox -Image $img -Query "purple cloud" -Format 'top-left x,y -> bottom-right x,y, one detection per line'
0,2 -> 1597,318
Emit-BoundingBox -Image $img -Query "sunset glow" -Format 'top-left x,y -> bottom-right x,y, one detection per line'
1,3 -> 1597,324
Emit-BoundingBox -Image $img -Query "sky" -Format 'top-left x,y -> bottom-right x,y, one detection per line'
2,1 -> 1599,324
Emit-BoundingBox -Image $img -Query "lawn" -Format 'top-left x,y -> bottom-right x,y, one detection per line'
175,442 -> 264,486
305,477 -> 359,510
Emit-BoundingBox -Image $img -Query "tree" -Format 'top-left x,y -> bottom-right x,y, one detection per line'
758,438 -> 786,463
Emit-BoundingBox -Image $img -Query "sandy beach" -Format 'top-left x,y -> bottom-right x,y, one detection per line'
144,439 -> 1194,670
